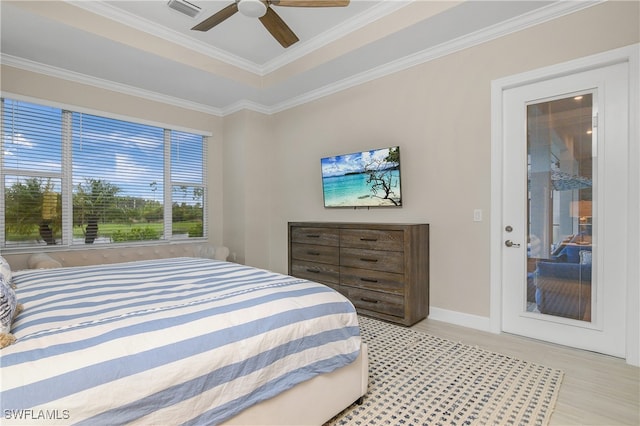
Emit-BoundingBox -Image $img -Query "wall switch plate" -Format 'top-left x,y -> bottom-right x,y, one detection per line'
473,209 -> 482,222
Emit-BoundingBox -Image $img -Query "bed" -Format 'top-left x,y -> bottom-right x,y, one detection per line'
0,256 -> 367,425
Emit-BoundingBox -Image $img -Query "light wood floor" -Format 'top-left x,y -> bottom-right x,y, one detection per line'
411,318 -> 640,425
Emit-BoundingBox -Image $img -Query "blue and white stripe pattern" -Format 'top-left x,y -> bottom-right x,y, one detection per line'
1,257 -> 360,425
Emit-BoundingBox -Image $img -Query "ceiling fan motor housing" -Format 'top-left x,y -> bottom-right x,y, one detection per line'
238,0 -> 268,18
191,0 -> 349,48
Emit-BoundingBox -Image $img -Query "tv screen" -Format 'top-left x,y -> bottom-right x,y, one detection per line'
321,146 -> 402,208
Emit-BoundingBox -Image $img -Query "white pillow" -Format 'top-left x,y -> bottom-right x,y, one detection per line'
0,276 -> 18,335
579,250 -> 592,265
27,253 -> 63,269
0,255 -> 11,284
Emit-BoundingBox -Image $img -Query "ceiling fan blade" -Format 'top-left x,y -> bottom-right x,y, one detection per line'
270,0 -> 350,7
259,7 -> 299,48
191,2 -> 239,31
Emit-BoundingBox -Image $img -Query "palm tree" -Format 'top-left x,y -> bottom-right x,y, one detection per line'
4,178 -> 60,245
74,178 -> 120,243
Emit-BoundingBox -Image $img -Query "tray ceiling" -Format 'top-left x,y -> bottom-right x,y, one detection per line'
0,1 -> 596,115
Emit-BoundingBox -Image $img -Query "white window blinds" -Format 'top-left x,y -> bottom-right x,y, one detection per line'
72,112 -> 165,243
171,130 -> 205,239
1,99 -> 64,246
1,98 -> 207,248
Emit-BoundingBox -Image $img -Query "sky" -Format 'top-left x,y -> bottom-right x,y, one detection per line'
320,146 -> 398,178
2,99 -> 203,202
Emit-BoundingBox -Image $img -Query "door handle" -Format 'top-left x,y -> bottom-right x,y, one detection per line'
505,240 -> 521,248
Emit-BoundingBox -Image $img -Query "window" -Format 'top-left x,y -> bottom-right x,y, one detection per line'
1,98 -> 207,248
171,131 -> 205,239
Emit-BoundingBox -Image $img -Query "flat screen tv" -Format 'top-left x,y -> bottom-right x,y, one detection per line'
321,146 -> 402,208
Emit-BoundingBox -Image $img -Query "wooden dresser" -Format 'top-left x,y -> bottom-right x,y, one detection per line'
288,222 -> 429,326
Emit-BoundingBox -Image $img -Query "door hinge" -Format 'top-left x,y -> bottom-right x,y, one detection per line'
592,113 -> 598,128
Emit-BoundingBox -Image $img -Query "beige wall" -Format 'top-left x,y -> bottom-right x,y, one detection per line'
1,1 -> 637,320
222,109 -> 273,269
265,1 -> 639,318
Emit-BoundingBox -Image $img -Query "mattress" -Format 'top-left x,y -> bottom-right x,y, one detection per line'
0,257 -> 361,425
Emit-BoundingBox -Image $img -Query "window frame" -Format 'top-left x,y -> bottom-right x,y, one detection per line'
1,94 -> 211,251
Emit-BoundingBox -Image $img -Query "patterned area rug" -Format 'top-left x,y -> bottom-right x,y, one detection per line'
326,316 -> 564,426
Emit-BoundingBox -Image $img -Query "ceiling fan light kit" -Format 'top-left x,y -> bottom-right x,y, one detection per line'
191,0 -> 350,48
238,0 -> 268,18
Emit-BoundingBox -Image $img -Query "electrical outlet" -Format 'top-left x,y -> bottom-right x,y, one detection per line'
473,209 -> 482,222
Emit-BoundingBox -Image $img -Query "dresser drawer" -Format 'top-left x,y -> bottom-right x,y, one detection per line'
340,267 -> 404,295
340,229 -> 403,251
340,247 -> 404,274
291,243 -> 339,264
291,227 -> 339,246
289,222 -> 429,326
345,287 -> 404,318
290,260 -> 339,285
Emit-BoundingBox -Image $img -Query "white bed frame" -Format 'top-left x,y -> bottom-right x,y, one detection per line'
224,343 -> 368,425
4,243 -> 369,425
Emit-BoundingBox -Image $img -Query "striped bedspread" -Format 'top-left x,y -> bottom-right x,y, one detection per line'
0,257 -> 361,425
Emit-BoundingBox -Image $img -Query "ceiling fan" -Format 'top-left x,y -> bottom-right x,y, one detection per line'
191,0 -> 350,48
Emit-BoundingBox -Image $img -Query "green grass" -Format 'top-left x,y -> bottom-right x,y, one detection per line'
6,221 -> 201,242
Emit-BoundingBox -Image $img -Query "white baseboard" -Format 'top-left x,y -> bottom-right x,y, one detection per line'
427,307 -> 493,333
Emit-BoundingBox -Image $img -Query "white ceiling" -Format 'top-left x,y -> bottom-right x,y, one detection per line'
0,1 -> 597,116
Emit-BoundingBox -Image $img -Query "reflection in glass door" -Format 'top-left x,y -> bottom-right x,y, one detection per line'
527,94 -> 594,323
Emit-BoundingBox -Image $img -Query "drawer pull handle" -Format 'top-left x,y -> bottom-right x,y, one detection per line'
307,251 -> 320,256
306,269 -> 320,273
360,258 -> 378,263
360,297 -> 379,304
306,234 -> 320,238
360,238 -> 378,242
361,278 -> 378,283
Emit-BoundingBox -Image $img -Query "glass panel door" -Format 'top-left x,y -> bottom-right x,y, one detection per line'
500,58 -> 628,358
527,94 -> 594,323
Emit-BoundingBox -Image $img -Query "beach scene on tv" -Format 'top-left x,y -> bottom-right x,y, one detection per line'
321,147 -> 402,208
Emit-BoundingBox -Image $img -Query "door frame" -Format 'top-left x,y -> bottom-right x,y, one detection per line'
489,44 -> 639,366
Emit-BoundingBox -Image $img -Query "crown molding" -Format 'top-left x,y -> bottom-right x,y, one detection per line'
66,0 -> 410,76
261,1 -> 411,74
222,99 -> 272,116
269,0 -> 603,114
4,0 -> 602,117
67,0 -> 263,74
1,54 -> 224,116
